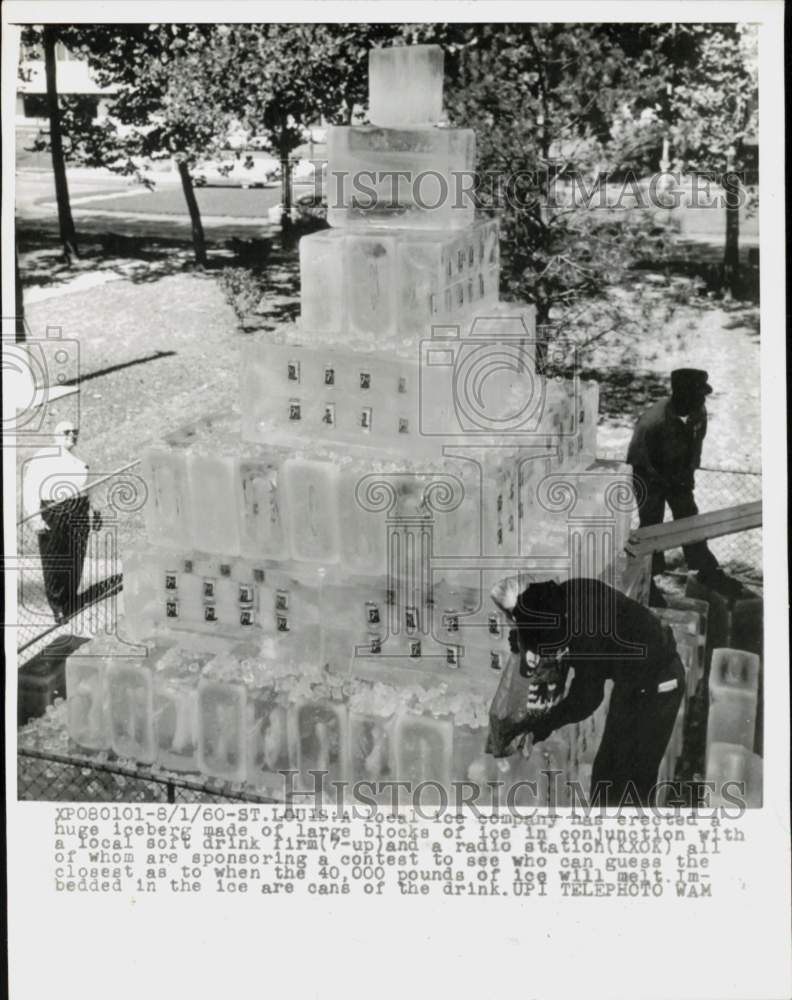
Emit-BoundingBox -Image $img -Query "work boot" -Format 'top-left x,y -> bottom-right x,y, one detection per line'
697,568 -> 748,605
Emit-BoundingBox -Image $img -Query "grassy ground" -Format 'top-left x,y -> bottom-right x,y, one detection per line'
56,184 -> 287,218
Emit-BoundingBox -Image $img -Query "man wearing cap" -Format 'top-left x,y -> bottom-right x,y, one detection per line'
627,368 -> 739,602
23,422 -> 98,623
489,576 -> 685,807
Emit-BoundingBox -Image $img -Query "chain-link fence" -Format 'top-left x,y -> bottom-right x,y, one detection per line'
18,748 -> 279,803
626,465 -> 763,579
694,467 -> 762,574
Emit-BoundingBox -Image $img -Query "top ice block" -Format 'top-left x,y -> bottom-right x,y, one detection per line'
369,45 -> 444,127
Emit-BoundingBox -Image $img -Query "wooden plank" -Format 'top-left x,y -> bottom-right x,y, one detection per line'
626,500 -> 762,557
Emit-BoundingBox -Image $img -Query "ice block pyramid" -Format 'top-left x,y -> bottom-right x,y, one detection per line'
71,44 -> 646,802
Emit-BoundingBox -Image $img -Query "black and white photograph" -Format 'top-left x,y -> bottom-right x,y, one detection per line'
3,3 -> 789,999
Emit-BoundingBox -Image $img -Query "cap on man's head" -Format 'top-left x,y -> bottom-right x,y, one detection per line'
671,368 -> 713,397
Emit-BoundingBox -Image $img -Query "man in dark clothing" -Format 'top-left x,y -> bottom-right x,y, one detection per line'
490,577 -> 684,807
627,368 -> 740,602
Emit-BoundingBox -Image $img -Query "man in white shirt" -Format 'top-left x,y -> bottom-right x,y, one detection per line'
23,421 -> 97,623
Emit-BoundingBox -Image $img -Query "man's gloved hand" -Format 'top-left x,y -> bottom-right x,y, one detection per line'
486,717 -> 531,758
530,718 -> 555,744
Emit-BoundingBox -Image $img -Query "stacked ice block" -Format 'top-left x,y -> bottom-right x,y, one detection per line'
69,44 -> 647,801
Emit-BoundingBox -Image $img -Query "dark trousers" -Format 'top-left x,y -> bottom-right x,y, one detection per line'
37,496 -> 90,617
590,654 -> 685,807
632,471 -> 719,576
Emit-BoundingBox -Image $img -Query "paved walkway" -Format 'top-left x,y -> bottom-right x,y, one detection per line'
595,302 -> 761,472
20,270 -> 241,551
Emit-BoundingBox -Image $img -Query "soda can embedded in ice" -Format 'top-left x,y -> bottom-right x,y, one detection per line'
368,45 -> 444,128
196,678 -> 247,783
66,657 -> 110,751
107,659 -> 155,764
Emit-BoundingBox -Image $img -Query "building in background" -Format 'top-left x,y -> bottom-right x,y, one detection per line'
16,40 -> 115,168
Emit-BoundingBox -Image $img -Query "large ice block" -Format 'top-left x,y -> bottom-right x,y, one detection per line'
128,551 -> 269,640
188,453 -> 240,555
246,687 -> 291,792
337,467 -> 389,575
153,648 -> 213,772
299,229 -> 346,333
107,658 -> 155,763
451,725 -> 499,804
281,458 -> 340,563
707,648 -> 760,753
299,221 -> 500,339
326,125 -> 476,230
290,700 -> 349,793
143,447 -> 193,550
369,45 -> 444,128
654,607 -> 704,699
237,458 -> 289,561
242,339 -> 419,451
507,750 -> 550,809
121,548 -> 162,641
393,712 -> 453,801
349,713 -> 395,797
196,678 -> 247,783
706,741 -> 762,808
66,657 -> 110,750
537,737 -> 574,807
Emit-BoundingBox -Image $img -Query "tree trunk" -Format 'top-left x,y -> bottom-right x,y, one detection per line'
177,160 -> 208,267
279,132 -> 292,222
43,27 -> 78,261
535,303 -> 552,375
723,174 -> 741,297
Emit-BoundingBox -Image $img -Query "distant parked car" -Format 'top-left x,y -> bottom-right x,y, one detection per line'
294,172 -> 327,222
191,155 -> 280,188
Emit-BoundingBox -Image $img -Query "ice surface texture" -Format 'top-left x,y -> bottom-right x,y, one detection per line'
327,126 -> 476,230
368,45 -> 444,128
299,221 -> 499,338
